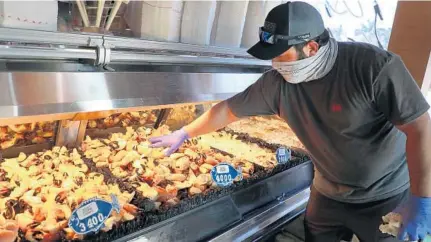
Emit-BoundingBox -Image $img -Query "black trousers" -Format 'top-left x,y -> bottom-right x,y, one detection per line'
304,186 -> 409,242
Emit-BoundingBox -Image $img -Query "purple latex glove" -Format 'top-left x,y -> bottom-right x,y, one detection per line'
148,128 -> 189,156
397,194 -> 431,241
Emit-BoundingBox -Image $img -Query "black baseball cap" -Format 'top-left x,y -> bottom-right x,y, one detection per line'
247,1 -> 325,60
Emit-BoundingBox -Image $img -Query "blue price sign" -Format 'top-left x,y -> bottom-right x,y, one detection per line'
276,147 -> 291,164
210,163 -> 242,187
68,194 -> 120,235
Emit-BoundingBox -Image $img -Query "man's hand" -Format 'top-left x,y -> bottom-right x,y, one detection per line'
149,128 -> 189,156
397,195 -> 431,241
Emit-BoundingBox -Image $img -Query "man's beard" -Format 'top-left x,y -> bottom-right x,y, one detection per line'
297,49 -> 308,60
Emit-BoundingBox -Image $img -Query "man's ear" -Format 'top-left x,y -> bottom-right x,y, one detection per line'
305,41 -> 319,57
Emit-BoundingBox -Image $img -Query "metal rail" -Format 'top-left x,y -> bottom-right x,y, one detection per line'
104,36 -> 250,58
0,27 -> 253,59
0,27 -> 104,46
0,45 -> 97,60
109,51 -> 270,66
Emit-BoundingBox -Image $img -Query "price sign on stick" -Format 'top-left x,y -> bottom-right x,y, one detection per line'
211,163 -> 243,187
69,194 -> 120,235
276,147 -> 291,164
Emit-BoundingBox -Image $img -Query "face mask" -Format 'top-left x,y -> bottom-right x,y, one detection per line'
272,38 -> 338,84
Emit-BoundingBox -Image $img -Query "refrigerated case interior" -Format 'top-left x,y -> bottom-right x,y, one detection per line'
86,110 -> 159,129
0,103 -> 308,242
0,121 -> 58,150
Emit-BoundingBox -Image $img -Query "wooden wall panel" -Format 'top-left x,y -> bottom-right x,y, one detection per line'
388,1 -> 431,89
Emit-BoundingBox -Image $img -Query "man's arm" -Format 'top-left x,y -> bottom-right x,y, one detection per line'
397,112 -> 431,197
373,54 -> 431,240
184,101 -> 239,138
149,71 -> 281,155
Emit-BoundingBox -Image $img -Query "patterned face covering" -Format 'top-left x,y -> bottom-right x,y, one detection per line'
272,38 -> 338,84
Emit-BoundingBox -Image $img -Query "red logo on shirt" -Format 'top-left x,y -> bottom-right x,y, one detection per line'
331,103 -> 342,112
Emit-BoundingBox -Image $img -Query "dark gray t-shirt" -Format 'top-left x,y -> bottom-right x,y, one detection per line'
227,42 -> 430,203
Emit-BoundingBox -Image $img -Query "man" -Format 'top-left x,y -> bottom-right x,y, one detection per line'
149,2 -> 431,241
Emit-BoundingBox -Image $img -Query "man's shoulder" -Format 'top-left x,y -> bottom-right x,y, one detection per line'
258,69 -> 285,86
262,69 -> 284,80
336,42 -> 396,79
337,41 -> 394,64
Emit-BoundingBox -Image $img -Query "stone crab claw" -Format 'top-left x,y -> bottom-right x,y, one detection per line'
25,229 -> 45,242
122,203 -> 139,215
0,182 -> 11,197
0,219 -> 18,242
15,213 -> 34,232
2,199 -> 18,220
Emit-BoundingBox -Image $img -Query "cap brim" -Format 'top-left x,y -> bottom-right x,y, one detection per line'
247,41 -> 292,60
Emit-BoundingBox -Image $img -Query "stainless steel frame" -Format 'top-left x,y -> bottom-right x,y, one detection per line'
209,188 -> 310,242
0,27 -> 272,66
0,72 -> 259,123
0,27 -> 250,58
128,188 -> 310,242
0,45 -> 97,60
109,51 -> 269,66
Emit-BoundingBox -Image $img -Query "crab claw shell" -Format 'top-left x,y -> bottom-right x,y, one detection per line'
42,231 -> 61,242
138,184 -> 158,201
165,198 -> 180,206
63,228 -> 82,240
155,187 -> 176,202
189,186 -> 203,196
0,228 -> 17,242
204,156 -> 219,166
3,220 -> 18,233
8,124 -> 27,133
122,211 -> 135,221
15,213 -> 34,231
9,186 -> 27,199
122,203 -> 138,215
55,205 -> 72,220
167,173 -> 187,182
165,184 -> 178,196
184,149 -> 199,160
169,153 -> 185,160
189,162 -> 198,171
112,150 -> 127,163
173,157 -> 190,171
173,180 -> 193,190
16,152 -> 27,162
242,173 -> 250,179
101,216 -> 117,232
117,140 -> 127,150
199,164 -> 214,174
25,229 -> 45,242
0,187 -> 11,197
195,174 -> 212,186
32,207 -> 46,222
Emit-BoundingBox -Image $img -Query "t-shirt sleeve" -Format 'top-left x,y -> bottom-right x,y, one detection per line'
373,55 -> 430,125
227,70 -> 281,118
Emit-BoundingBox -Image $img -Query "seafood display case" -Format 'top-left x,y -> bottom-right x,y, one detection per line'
0,28 -> 312,242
